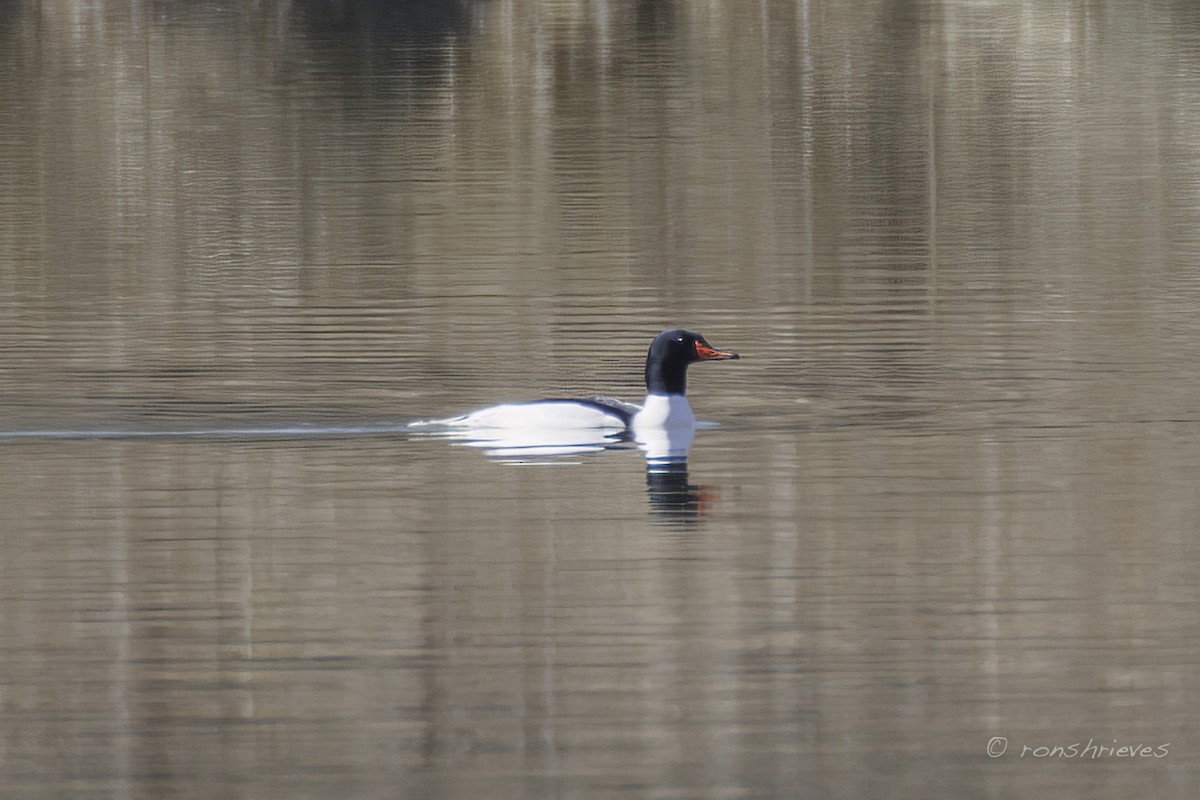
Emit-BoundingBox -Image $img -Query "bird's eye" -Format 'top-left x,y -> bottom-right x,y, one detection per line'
676,336 -> 685,343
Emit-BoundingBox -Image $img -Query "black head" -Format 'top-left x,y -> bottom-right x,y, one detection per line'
644,328 -> 739,395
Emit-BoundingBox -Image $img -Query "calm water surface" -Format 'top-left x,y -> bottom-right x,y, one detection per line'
2,1 -> 1199,798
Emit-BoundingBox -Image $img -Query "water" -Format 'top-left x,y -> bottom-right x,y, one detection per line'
2,1 -> 1199,797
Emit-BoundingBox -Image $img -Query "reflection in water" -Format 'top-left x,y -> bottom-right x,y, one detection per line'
414,406 -> 714,526
639,422 -> 705,524
635,419 -> 695,464
645,461 -> 711,526
415,423 -> 633,461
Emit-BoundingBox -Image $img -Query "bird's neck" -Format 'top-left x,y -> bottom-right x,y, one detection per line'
645,359 -> 687,395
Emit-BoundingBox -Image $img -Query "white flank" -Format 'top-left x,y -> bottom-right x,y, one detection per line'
432,402 -> 628,431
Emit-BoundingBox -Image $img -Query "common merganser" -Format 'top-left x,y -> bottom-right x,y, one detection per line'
630,328 -> 739,433
415,329 -> 740,443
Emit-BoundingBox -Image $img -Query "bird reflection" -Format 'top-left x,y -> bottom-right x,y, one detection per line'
413,415 -> 718,524
422,425 -> 628,461
637,422 -> 714,525
644,460 -> 712,525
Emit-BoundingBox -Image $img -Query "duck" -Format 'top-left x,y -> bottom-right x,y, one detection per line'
629,328 -> 740,433
418,329 -> 740,439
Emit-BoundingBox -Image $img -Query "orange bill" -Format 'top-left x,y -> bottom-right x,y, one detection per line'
694,340 -> 740,360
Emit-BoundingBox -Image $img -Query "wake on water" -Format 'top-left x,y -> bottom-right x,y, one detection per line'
0,423 -> 416,440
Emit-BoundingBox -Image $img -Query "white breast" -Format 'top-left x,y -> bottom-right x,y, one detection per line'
631,393 -> 695,431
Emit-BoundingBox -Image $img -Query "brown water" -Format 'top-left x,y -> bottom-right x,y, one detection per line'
2,1 -> 1199,798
